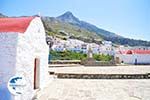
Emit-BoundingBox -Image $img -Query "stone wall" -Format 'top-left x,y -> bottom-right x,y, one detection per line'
49,60 -> 81,64
55,73 -> 150,79
81,58 -> 116,66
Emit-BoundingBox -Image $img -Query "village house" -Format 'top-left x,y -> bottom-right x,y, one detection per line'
0,17 -> 49,100
51,38 -> 116,56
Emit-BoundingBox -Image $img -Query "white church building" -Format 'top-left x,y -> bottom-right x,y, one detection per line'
115,49 -> 150,65
0,17 -> 49,100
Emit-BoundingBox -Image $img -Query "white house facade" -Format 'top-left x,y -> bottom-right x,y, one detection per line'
0,17 -> 49,100
115,49 -> 150,65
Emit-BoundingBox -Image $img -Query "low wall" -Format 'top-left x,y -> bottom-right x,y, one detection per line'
54,73 -> 150,79
49,60 -> 81,64
81,58 -> 116,66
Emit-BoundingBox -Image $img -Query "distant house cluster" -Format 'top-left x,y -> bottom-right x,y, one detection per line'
50,37 -> 150,65
51,37 -> 115,55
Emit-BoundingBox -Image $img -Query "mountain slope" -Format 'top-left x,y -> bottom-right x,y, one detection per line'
57,11 -> 80,24
0,13 -> 7,18
42,16 -> 103,42
42,11 -> 150,46
57,11 -> 120,38
0,12 -> 149,46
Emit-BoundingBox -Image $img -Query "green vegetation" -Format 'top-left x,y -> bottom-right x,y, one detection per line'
50,50 -> 87,60
49,50 -> 113,61
93,54 -> 113,61
102,36 -> 150,46
47,31 -> 55,36
42,17 -> 102,41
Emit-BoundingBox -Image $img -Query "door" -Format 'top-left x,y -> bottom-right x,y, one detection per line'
34,58 -> 40,89
135,58 -> 137,65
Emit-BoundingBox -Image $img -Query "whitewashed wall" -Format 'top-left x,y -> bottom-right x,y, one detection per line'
14,17 -> 49,100
116,54 -> 150,64
0,17 -> 49,100
0,33 -> 18,100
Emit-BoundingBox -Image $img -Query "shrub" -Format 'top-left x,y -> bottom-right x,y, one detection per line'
49,50 -> 112,61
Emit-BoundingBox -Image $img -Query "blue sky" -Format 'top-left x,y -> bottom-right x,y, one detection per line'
0,0 -> 150,41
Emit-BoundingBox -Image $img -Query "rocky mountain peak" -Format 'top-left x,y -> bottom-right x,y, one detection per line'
57,11 -> 80,23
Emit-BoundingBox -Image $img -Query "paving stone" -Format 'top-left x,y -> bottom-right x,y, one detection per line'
38,79 -> 150,100
38,65 -> 150,100
48,98 -> 59,100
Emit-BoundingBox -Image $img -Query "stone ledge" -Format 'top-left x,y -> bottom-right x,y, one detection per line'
49,60 -> 81,64
54,73 -> 150,79
81,58 -> 116,66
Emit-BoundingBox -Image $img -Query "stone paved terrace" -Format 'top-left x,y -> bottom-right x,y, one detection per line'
37,79 -> 150,100
36,65 -> 150,100
49,65 -> 150,74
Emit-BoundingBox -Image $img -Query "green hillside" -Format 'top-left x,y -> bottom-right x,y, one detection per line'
42,11 -> 150,46
42,17 -> 102,40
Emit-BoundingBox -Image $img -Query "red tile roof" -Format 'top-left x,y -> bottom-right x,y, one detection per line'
118,50 -> 150,54
0,17 -> 34,33
133,50 -> 150,54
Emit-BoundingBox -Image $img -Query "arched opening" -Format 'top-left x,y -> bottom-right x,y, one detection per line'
34,58 -> 40,89
126,50 -> 133,54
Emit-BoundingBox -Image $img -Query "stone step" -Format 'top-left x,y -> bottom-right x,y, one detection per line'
49,72 -> 150,79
